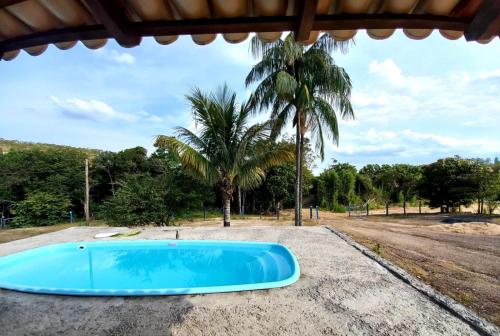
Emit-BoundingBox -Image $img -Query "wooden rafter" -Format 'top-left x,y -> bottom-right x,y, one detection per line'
451,0 -> 482,16
84,0 -> 140,47
0,13 -> 474,53
295,0 -> 319,42
0,0 -> 26,7
464,0 -> 500,41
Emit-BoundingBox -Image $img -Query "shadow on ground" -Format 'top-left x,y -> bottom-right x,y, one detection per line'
0,289 -> 194,336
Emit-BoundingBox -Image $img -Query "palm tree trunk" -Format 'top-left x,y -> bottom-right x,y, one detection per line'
237,185 -> 242,216
223,195 -> 231,227
222,177 -> 232,227
294,120 -> 302,226
299,130 -> 305,225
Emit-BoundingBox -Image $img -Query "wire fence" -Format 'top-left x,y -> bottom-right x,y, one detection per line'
348,202 -> 369,216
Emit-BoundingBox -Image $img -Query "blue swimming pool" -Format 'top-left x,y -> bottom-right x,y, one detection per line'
0,240 -> 300,296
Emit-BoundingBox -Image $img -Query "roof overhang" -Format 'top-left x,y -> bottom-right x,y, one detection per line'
0,0 -> 498,61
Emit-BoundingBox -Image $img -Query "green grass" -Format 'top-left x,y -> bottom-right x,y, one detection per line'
172,210 -> 222,222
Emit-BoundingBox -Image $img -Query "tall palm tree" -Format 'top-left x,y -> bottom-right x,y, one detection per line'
155,85 -> 292,227
246,33 -> 354,226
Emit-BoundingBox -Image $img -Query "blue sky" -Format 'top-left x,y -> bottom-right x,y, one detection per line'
1,31 -> 499,173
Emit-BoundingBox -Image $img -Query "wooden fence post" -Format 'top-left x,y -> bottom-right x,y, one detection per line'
84,159 -> 90,226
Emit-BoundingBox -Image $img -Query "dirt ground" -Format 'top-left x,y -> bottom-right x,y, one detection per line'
0,226 -> 484,336
322,211 -> 500,326
0,221 -> 106,244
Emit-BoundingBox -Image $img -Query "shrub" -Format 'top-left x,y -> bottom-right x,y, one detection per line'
102,172 -> 211,226
332,203 -> 347,213
12,192 -> 70,227
102,174 -> 171,226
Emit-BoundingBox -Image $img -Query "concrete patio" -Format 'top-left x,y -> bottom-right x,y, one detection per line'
0,226 -> 484,335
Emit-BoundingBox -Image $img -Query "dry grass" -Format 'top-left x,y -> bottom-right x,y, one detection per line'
0,221 -> 106,244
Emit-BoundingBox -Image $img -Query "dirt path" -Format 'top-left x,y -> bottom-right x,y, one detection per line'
325,213 -> 500,326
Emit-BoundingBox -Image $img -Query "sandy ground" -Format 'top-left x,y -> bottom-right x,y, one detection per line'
324,213 -> 500,326
0,226 -> 484,336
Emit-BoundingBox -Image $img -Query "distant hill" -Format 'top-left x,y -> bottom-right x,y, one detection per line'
0,138 -> 102,157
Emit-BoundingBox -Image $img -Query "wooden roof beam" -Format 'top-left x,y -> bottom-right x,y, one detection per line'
84,0 -> 140,47
0,14 -> 472,53
0,0 -> 27,8
464,0 -> 500,41
295,0 -> 319,42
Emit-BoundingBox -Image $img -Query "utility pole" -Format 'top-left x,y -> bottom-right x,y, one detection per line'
84,159 -> 90,226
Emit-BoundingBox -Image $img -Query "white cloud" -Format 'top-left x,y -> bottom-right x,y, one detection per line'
110,51 -> 135,64
138,110 -> 163,123
95,49 -> 136,65
50,96 -> 161,123
330,128 -> 500,160
401,129 -> 500,152
351,59 -> 500,128
368,59 -> 438,95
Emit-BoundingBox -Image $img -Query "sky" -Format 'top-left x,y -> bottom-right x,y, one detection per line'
1,30 -> 499,174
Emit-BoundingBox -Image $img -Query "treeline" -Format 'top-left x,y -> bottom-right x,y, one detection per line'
314,157 -> 500,214
1,144 -> 499,227
0,138 -> 100,157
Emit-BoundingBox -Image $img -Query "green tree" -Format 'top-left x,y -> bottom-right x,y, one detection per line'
392,164 -> 421,215
91,147 -> 150,204
317,168 -> 340,210
355,173 -> 377,203
245,137 -> 314,213
419,157 -> 477,212
246,33 -> 353,226
471,159 -> 500,214
0,148 -> 86,217
376,165 -> 399,214
265,165 -> 296,211
12,192 -> 70,227
101,148 -> 213,225
155,85 -> 292,227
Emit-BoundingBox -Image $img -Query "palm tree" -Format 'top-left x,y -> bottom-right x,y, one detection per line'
246,33 -> 354,226
155,85 -> 292,227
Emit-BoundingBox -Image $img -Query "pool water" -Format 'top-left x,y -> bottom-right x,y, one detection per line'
0,240 -> 300,296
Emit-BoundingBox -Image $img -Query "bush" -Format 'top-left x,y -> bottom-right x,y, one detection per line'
102,172 -> 211,226
102,174 -> 171,226
12,192 -> 70,227
332,204 -> 347,213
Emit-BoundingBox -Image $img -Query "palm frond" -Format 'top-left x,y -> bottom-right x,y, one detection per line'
276,71 -> 298,98
154,135 -> 218,184
310,33 -> 353,54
